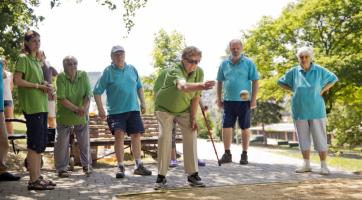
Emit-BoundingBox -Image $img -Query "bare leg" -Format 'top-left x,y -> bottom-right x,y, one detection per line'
27,150 -> 40,182
114,131 -> 125,164
222,128 -> 233,150
241,129 -> 250,151
130,133 -> 141,160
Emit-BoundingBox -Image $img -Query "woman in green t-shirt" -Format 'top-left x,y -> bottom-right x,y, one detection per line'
14,30 -> 56,190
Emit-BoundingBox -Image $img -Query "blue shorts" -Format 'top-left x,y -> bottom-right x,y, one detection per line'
24,112 -> 49,153
4,100 -> 13,107
107,111 -> 145,136
222,101 -> 251,129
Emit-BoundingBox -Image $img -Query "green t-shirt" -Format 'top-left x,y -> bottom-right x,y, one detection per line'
155,63 -> 204,115
56,71 -> 92,125
15,54 -> 48,114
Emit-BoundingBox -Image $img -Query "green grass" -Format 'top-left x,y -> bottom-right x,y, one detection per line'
270,148 -> 362,172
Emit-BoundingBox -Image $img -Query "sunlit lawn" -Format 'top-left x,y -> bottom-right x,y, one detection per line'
270,147 -> 362,172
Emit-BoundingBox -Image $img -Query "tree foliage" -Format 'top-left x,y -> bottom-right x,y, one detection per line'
0,0 -> 44,63
242,0 -> 362,146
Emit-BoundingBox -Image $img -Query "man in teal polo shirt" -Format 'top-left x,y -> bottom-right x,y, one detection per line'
54,56 -> 92,177
154,46 -> 215,189
93,45 -> 151,178
216,39 -> 259,165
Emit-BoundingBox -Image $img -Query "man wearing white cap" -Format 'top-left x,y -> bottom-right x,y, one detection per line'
216,39 -> 259,165
94,45 -> 151,178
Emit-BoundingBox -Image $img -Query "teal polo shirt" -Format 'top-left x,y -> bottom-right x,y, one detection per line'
155,63 -> 204,115
277,63 -> 338,120
216,55 -> 259,101
56,71 -> 92,125
93,64 -> 142,115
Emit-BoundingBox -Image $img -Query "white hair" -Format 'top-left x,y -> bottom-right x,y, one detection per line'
296,46 -> 314,61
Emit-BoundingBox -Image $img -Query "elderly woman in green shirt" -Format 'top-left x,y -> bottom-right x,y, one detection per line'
154,46 -> 215,189
54,56 -> 92,178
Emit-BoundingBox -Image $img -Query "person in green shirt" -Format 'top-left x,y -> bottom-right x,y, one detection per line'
14,30 -> 55,190
154,46 -> 215,189
54,56 -> 92,178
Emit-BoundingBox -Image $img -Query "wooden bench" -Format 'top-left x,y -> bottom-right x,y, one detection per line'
86,114 -> 182,161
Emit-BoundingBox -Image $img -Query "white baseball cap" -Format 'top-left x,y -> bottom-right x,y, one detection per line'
111,45 -> 125,54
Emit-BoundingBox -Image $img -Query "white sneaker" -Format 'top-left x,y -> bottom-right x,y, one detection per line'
295,165 -> 312,173
320,167 -> 330,175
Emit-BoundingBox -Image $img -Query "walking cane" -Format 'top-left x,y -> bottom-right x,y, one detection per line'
200,103 -> 222,166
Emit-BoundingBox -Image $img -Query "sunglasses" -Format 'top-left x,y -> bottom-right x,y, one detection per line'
186,58 -> 200,64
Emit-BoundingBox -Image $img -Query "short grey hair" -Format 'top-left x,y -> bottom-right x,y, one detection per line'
296,46 -> 314,61
62,55 -> 78,68
229,39 -> 243,48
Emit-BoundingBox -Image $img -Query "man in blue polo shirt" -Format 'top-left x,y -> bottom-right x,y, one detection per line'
216,39 -> 259,165
94,45 -> 151,178
0,57 -> 21,181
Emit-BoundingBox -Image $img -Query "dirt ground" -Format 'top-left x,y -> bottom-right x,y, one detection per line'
117,178 -> 362,200
7,151 -> 362,200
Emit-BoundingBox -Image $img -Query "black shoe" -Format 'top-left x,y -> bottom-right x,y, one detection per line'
0,172 -> 20,181
240,152 -> 248,165
220,153 -> 232,164
154,175 -> 167,190
134,164 -> 152,176
187,172 -> 205,187
116,165 -> 125,178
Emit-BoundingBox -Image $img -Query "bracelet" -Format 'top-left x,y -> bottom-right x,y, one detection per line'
35,83 -> 38,89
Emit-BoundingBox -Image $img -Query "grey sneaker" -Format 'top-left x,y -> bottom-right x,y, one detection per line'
83,166 -> 93,176
187,172 -> 205,187
154,176 -> 167,190
220,153 -> 232,164
134,164 -> 152,176
116,165 -> 125,178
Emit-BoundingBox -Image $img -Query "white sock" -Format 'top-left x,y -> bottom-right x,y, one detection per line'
321,160 -> 327,168
304,159 -> 310,168
135,159 -> 142,168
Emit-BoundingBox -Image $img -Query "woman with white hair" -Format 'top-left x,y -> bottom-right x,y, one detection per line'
277,46 -> 338,175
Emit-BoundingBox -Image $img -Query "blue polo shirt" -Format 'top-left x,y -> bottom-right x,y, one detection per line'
277,63 -> 338,120
93,63 -> 142,115
0,60 -> 3,111
216,55 -> 259,101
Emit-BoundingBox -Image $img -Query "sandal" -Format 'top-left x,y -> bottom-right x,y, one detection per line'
40,176 -> 57,186
28,179 -> 55,190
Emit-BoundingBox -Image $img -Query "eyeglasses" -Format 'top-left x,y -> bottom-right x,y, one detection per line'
186,58 -> 200,64
299,55 -> 309,59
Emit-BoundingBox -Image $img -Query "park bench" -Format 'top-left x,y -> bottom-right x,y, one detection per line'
87,114 -> 182,161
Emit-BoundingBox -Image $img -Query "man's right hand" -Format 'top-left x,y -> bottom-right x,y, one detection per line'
216,99 -> 224,109
98,107 -> 106,119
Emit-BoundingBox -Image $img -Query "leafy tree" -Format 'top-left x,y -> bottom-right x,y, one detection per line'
251,101 -> 283,144
50,0 -> 148,35
0,1 -> 44,63
242,0 -> 362,146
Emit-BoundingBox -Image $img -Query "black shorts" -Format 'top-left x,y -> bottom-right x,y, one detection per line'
24,112 -> 48,153
222,101 -> 251,130
107,111 -> 145,136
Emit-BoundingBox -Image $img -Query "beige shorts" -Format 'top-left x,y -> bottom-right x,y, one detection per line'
48,100 -> 56,118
